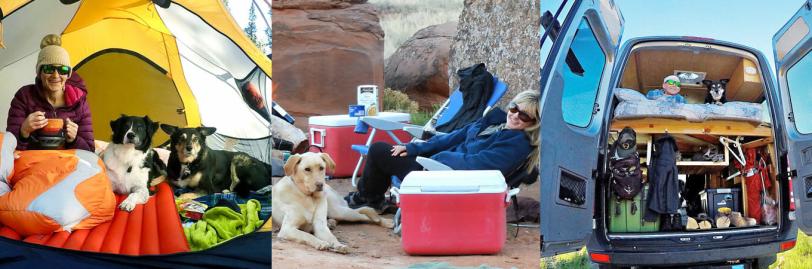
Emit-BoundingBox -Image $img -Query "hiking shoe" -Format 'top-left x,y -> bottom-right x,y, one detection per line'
344,191 -> 393,213
345,191 -> 399,214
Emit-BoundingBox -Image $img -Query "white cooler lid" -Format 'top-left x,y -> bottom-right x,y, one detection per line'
399,170 -> 506,194
309,112 -> 410,126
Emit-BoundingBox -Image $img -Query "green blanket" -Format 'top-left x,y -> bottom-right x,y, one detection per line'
184,199 -> 263,251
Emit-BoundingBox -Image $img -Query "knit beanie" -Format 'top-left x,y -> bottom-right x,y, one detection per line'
36,34 -> 71,75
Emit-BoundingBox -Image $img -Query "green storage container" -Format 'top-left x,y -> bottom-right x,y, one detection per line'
609,185 -> 660,232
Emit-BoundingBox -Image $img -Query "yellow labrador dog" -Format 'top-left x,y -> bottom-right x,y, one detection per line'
272,152 -> 393,253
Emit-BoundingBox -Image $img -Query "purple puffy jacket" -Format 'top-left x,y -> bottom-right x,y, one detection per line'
6,73 -> 95,151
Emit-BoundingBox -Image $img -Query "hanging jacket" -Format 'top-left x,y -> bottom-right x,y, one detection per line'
644,134 -> 681,222
435,63 -> 494,133
6,72 -> 94,151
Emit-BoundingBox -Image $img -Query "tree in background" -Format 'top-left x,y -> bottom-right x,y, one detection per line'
265,9 -> 272,50
244,3 -> 258,46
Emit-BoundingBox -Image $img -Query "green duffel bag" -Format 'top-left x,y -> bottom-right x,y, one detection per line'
609,185 -> 660,233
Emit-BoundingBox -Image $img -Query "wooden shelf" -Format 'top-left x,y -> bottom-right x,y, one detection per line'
611,118 -> 772,137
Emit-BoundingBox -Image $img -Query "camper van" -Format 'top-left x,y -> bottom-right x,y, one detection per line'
539,0 -> 812,268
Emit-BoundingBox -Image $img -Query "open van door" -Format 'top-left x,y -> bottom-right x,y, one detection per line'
538,0 -> 624,257
773,0 -> 812,235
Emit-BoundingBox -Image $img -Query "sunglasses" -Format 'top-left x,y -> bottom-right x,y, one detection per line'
665,80 -> 681,87
40,65 -> 71,75
508,102 -> 536,123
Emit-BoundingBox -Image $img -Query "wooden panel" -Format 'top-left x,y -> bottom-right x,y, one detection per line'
611,118 -> 773,137
620,51 -> 639,90
709,173 -> 723,189
727,58 -> 764,102
742,137 -> 774,149
636,50 -> 740,89
616,48 -> 765,103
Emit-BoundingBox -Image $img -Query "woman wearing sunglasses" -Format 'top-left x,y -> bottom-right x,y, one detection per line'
645,75 -> 687,104
345,90 -> 540,211
6,34 -> 94,151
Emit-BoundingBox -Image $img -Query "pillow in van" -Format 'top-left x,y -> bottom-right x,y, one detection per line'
704,101 -> 763,123
613,99 -> 687,121
613,88 -> 646,101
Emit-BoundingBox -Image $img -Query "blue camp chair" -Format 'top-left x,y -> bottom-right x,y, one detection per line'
349,76 -> 509,187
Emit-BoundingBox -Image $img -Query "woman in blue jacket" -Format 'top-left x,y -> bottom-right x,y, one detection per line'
346,90 -> 540,211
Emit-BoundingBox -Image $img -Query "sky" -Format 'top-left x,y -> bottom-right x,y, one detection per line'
616,0 -> 805,71
542,0 -> 807,72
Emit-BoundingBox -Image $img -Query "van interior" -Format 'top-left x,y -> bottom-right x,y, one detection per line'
605,41 -> 780,237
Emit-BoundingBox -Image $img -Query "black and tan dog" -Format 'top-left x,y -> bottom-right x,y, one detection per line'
160,124 -> 271,198
702,79 -> 729,105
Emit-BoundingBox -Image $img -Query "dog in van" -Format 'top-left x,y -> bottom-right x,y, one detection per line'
272,152 -> 394,253
160,124 -> 272,198
101,115 -> 166,211
702,79 -> 729,105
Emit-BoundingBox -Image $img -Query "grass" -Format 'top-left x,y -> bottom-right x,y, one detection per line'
382,88 -> 440,126
534,231 -> 812,269
540,248 -> 590,269
772,232 -> 812,269
368,0 -> 463,59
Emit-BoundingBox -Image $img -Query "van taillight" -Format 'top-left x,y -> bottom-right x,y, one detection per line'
781,240 -> 797,251
789,177 -> 796,212
590,253 -> 611,263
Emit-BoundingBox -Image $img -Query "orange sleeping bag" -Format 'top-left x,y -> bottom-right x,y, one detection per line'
0,133 -> 189,254
0,133 -> 115,236
0,183 -> 190,255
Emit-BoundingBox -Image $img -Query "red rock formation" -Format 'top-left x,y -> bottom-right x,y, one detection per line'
272,0 -> 384,127
384,22 -> 457,109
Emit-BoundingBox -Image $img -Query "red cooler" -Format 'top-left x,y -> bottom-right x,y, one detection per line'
397,170 -> 512,255
308,112 -> 411,177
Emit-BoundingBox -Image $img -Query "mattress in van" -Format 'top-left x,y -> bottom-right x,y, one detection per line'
613,88 -> 763,123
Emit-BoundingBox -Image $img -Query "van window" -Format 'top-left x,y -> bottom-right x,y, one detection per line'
560,19 -> 606,128
786,50 -> 812,134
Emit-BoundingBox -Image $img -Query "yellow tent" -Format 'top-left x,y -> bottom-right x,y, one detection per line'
0,0 -> 271,158
0,1 -> 271,266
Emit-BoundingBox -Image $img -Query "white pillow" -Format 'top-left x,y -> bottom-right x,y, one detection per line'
0,132 -> 17,185
613,88 -> 646,102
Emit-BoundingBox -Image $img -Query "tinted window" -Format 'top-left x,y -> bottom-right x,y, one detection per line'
786,50 -> 812,134
560,19 -> 606,127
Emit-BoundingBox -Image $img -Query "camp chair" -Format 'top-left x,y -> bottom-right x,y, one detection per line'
349,76 -> 509,187
388,156 -> 539,235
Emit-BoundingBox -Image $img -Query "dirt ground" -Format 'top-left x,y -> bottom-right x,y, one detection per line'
271,177 -> 540,269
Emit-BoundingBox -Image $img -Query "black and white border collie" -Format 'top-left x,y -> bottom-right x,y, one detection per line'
102,115 -> 166,211
702,79 -> 729,105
